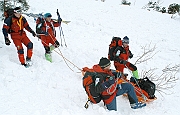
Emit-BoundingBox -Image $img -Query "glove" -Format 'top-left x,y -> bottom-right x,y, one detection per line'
54,40 -> 60,47
130,77 -> 138,84
129,50 -> 133,59
101,77 -> 115,89
58,16 -> 62,23
56,9 -> 62,23
44,32 -> 48,36
120,60 -> 127,65
116,72 -> 122,78
5,38 -> 11,45
129,54 -> 133,59
30,30 -> 36,37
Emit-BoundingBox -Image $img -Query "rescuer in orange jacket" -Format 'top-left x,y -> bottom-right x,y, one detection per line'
2,7 -> 36,67
114,36 -> 140,79
36,13 -> 61,62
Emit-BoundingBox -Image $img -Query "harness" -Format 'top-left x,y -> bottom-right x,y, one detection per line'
43,19 -> 56,36
8,16 -> 25,35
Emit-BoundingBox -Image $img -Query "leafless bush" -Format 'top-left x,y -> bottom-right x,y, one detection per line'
134,43 -> 157,65
136,43 -> 179,96
139,62 -> 179,96
140,68 -> 157,80
155,72 -> 178,95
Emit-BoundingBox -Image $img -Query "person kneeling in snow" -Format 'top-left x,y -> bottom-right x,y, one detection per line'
93,57 -> 146,111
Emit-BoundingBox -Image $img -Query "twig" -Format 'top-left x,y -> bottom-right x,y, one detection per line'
134,43 -> 157,65
162,64 -> 180,72
141,68 -> 179,95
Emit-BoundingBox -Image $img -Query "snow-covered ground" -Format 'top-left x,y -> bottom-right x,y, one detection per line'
0,0 -> 180,115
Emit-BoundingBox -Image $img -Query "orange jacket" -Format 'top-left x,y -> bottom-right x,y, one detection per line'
36,18 -> 60,37
92,65 -> 117,104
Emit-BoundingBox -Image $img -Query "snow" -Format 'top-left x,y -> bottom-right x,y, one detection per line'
0,0 -> 180,115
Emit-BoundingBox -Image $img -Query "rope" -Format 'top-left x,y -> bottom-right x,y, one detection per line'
48,34 -> 74,71
32,13 -> 82,72
36,33 -> 82,72
106,71 -> 121,95
107,78 -> 119,95
120,78 -> 148,101
124,64 -> 147,101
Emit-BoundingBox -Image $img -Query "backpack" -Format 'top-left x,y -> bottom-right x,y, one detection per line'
36,17 -> 57,37
82,69 -> 102,104
4,8 -> 14,21
108,37 -> 122,61
137,77 -> 156,99
36,17 -> 45,34
3,8 -> 14,33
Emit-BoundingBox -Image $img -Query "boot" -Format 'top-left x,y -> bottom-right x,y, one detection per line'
130,102 -> 146,109
26,57 -> 32,66
132,70 -> 139,79
45,53 -> 52,62
21,63 -> 30,68
50,45 -> 55,51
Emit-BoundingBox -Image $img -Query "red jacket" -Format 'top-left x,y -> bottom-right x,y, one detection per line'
2,15 -> 33,39
92,65 -> 117,104
36,18 -> 60,37
36,18 -> 60,46
117,45 -> 130,61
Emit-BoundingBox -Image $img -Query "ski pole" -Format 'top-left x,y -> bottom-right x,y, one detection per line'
56,9 -> 67,47
60,26 -> 67,47
58,26 -> 63,46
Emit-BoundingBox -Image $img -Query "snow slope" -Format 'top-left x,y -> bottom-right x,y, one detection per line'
0,0 -> 180,115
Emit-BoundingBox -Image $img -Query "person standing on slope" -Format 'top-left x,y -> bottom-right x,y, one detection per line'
36,13 -> 62,62
113,36 -> 140,80
2,7 -> 36,67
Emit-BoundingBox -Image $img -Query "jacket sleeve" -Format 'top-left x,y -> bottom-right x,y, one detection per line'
2,17 -> 11,39
53,20 -> 60,27
23,17 -> 33,32
94,74 -> 106,93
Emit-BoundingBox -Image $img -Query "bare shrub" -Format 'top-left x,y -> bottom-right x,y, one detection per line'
140,68 -> 179,96
134,43 -> 157,65
135,43 -> 179,96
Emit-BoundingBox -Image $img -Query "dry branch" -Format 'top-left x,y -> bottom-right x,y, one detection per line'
140,67 -> 179,95
134,43 -> 157,65
162,64 -> 180,72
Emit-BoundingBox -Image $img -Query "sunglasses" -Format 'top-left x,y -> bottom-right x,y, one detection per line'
122,40 -> 129,44
14,9 -> 22,13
